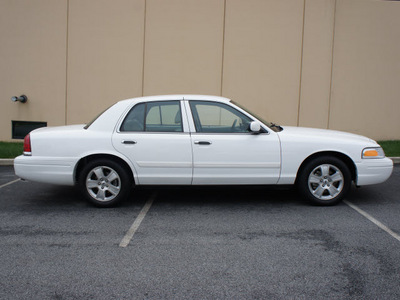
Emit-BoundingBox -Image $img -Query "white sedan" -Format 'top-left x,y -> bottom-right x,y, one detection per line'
14,95 -> 393,207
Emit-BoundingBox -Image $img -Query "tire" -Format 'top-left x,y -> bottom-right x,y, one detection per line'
297,156 -> 352,206
79,159 -> 131,207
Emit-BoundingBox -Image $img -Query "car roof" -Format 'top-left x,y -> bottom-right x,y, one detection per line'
118,94 -> 231,105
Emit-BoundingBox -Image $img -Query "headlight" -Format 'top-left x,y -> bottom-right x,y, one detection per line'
362,147 -> 385,159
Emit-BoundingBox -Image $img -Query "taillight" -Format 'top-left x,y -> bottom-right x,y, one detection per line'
23,134 -> 32,156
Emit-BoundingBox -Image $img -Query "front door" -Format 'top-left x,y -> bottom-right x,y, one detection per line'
188,100 -> 281,185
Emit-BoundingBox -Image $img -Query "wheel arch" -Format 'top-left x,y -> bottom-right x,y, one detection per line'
295,151 -> 357,184
74,153 -> 135,185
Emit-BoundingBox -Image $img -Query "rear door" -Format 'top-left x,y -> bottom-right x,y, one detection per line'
112,100 -> 193,185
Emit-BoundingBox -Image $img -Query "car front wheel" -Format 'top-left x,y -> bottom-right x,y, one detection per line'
79,159 -> 131,207
298,156 -> 352,206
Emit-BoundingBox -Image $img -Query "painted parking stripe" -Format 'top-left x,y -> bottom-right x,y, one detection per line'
344,200 -> 400,242
119,192 -> 156,248
0,179 -> 20,189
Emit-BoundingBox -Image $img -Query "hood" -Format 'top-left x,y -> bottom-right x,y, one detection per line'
278,126 -> 377,145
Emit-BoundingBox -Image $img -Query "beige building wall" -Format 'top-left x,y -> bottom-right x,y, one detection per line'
223,0 -> 304,126
329,0 -> 400,140
298,0 -> 335,129
67,0 -> 145,124
0,0 -> 67,139
143,0 -> 225,96
1,0 -> 400,141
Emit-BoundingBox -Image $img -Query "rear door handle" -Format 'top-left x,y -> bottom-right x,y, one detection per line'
122,140 -> 137,145
194,141 -> 212,145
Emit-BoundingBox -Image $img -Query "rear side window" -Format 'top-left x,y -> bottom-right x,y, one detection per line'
120,101 -> 183,132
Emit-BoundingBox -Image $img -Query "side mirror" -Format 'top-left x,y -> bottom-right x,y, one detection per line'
249,121 -> 261,133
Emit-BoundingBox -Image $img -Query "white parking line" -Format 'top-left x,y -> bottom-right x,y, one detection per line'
119,192 -> 156,248
0,179 -> 20,189
344,200 -> 400,242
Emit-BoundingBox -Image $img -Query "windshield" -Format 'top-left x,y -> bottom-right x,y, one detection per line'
231,100 -> 283,132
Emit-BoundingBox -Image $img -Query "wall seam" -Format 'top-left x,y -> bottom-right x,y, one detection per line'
65,0 -> 69,125
220,0 -> 227,96
327,0 -> 337,129
297,0 -> 306,126
141,0 -> 147,96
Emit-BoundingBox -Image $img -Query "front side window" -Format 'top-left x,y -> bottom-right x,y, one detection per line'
189,101 -> 253,133
120,101 -> 182,132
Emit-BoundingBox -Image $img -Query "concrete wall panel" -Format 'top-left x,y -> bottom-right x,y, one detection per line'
142,0 -> 225,96
329,0 -> 400,140
298,0 -> 335,129
67,0 -> 145,124
222,0 -> 304,126
0,0 -> 67,141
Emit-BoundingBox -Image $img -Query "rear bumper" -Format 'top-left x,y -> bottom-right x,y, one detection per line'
356,157 -> 393,186
14,155 -> 77,186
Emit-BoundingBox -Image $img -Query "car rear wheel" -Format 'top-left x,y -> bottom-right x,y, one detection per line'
79,159 -> 131,207
298,156 -> 352,206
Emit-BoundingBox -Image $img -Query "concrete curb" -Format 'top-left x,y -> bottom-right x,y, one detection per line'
1,157 -> 399,167
0,159 -> 14,166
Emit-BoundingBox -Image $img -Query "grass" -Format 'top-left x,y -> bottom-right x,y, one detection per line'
0,140 -> 399,159
0,142 -> 23,158
378,140 -> 400,157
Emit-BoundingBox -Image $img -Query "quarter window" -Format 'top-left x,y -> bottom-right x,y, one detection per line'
189,101 -> 253,133
120,101 -> 182,132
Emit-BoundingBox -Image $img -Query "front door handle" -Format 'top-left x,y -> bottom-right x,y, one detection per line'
194,141 -> 212,145
122,140 -> 137,145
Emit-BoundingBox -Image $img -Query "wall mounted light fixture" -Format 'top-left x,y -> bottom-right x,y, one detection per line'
11,95 -> 28,103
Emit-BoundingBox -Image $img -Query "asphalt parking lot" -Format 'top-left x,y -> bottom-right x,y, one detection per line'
1,165 -> 399,300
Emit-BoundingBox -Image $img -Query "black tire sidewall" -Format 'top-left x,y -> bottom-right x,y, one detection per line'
298,156 -> 352,206
79,159 -> 131,207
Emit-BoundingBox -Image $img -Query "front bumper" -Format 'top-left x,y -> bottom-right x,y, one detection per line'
355,157 -> 394,186
14,155 -> 77,186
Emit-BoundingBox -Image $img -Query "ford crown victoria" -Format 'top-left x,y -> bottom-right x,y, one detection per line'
14,95 -> 393,207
